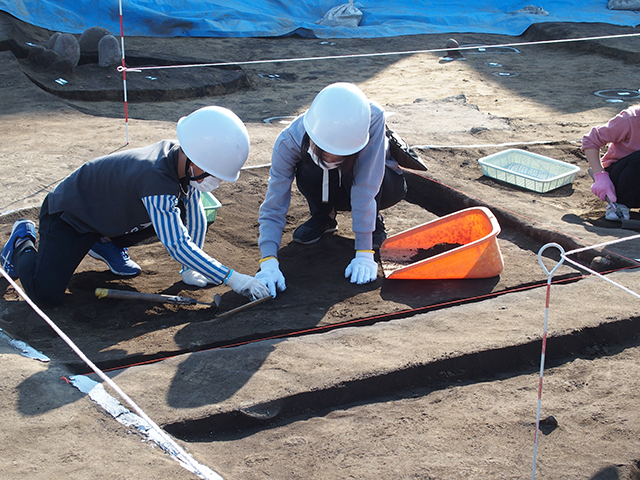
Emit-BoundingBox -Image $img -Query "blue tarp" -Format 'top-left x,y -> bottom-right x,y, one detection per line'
2,1 -> 639,38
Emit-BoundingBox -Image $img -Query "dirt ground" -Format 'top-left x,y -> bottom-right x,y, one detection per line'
2,11 -> 640,480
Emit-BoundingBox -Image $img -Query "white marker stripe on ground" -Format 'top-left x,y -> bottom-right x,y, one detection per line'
0,267 -> 223,480
70,375 -> 220,479
0,329 -> 50,362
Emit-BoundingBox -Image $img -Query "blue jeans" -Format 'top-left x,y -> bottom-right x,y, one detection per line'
14,196 -> 101,306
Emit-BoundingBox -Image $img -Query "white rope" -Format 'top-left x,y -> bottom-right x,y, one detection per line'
561,255 -> 640,301
544,233 -> 640,330
565,232 -> 640,257
0,267 -> 222,480
117,31 -> 640,73
412,140 -> 564,149
241,163 -> 271,170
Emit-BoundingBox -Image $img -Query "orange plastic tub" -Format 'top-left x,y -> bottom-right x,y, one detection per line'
380,206 -> 504,280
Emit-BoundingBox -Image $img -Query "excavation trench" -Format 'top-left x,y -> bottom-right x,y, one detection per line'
1,167 -> 631,377
95,170 -> 640,439
164,316 -> 640,440
1,39 -> 250,102
70,169 -> 640,439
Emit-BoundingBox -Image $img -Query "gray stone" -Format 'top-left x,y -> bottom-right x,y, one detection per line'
45,32 -> 61,50
98,34 -> 121,67
590,255 -> 614,272
79,26 -> 111,53
40,48 -> 61,68
608,0 -> 640,10
53,33 -> 80,67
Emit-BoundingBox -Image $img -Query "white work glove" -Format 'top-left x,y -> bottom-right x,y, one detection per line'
181,267 -> 209,287
344,250 -> 378,285
224,270 -> 270,300
255,257 -> 286,298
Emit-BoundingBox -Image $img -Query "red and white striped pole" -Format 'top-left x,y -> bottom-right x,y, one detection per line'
118,0 -> 129,144
532,243 -> 564,480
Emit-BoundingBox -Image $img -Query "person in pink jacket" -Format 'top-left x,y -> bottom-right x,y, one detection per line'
582,104 -> 640,221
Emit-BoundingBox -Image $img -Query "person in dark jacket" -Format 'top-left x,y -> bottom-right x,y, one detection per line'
1,106 -> 269,306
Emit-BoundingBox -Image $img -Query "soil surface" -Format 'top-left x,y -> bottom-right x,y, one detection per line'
2,12 -> 640,480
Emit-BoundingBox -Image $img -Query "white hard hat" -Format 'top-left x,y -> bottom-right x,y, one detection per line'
176,106 -> 250,182
303,82 -> 371,156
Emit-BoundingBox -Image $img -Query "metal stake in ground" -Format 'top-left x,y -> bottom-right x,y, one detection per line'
532,243 -> 565,480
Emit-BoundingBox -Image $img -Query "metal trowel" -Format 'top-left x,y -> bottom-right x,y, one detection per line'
95,288 -> 221,312
94,288 -> 273,319
588,167 -> 640,230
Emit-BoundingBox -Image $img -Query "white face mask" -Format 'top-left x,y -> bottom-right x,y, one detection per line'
307,147 -> 341,170
190,168 -> 222,192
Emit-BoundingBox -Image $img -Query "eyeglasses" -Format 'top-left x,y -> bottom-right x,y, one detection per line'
190,171 -> 210,181
188,160 -> 211,181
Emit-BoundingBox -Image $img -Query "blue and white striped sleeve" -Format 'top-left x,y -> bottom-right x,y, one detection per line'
142,194 -> 230,284
184,188 -> 207,249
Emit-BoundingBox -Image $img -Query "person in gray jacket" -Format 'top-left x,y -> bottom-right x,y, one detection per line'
255,83 -> 406,297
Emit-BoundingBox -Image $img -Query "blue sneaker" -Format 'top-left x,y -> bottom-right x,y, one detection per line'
1,219 -> 36,278
88,241 -> 141,276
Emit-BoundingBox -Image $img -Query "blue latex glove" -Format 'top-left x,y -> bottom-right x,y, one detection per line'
255,257 -> 287,298
345,250 -> 378,284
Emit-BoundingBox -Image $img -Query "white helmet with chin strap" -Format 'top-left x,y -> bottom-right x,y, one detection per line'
303,82 -> 371,156
176,106 -> 250,182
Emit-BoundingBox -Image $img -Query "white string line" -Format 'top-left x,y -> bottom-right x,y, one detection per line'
565,232 -> 640,257
561,234 -> 640,300
117,32 -> 640,73
0,267 -> 222,480
241,163 -> 271,170
562,254 -> 640,300
412,140 -> 564,149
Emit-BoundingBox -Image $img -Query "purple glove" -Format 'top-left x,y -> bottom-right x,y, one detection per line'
591,171 -> 617,203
